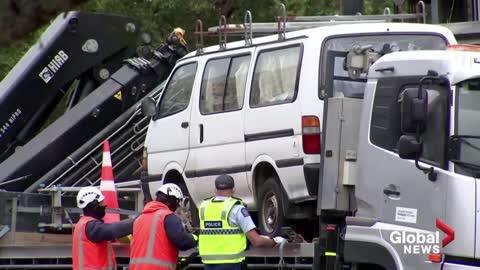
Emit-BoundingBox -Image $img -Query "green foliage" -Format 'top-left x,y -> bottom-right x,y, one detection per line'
0,25 -> 47,81
311,0 -> 338,15
365,0 -> 409,15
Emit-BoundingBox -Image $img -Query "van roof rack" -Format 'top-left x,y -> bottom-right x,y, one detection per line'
194,1 -> 426,54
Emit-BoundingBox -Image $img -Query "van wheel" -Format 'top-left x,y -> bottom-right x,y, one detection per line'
257,176 -> 286,237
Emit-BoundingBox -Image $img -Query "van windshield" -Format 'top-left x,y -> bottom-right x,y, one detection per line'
320,34 -> 448,98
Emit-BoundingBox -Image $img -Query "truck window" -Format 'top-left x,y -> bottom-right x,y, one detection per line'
200,55 -> 250,114
158,62 -> 197,118
320,34 -> 448,99
455,79 -> 480,176
370,78 -> 449,168
250,45 -> 301,107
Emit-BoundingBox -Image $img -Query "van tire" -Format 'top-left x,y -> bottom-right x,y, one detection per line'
257,176 -> 286,237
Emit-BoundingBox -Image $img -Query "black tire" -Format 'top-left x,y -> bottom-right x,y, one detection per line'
257,176 -> 286,237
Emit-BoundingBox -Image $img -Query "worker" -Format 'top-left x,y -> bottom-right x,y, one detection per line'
72,186 -> 134,270
198,174 -> 287,270
129,183 -> 197,270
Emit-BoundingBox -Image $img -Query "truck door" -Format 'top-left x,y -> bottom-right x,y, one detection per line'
144,61 -> 198,187
184,50 -> 252,203
365,77 -> 475,260
451,79 -> 480,259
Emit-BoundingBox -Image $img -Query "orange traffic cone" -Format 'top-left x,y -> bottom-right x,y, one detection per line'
100,140 -> 120,224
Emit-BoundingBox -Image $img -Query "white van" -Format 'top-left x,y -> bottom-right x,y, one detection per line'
142,22 -> 456,235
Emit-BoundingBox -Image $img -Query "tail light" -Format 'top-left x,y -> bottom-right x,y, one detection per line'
302,116 -> 321,154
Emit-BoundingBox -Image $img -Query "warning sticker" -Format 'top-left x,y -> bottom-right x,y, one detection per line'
114,91 -> 122,101
395,207 -> 417,224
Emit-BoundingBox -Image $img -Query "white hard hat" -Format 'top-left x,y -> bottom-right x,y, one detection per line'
157,183 -> 183,200
77,186 -> 104,209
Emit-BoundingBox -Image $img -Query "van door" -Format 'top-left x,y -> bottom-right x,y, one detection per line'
145,62 -> 198,186
185,51 -> 252,203
244,44 -> 303,203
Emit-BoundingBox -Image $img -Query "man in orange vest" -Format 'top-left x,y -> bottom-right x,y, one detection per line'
130,183 -> 197,270
72,186 -> 134,270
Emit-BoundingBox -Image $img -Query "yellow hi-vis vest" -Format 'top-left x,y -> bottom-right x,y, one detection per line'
198,197 -> 247,264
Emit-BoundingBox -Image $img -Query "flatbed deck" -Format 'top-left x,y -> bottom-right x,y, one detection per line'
0,232 -> 314,269
0,231 -> 314,269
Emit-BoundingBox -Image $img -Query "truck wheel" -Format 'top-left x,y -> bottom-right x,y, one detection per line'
257,176 -> 286,237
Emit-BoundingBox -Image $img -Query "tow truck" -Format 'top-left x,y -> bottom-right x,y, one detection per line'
1,2 -> 480,270
310,41 -> 480,270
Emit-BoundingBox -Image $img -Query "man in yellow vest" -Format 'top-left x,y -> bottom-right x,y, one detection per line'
198,175 -> 287,270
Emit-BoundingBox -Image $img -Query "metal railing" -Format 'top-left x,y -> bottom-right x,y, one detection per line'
24,83 -> 164,193
194,1 -> 426,53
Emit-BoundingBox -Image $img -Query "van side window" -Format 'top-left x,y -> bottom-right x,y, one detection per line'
370,77 -> 449,168
158,62 -> 197,117
251,46 -> 301,107
200,55 -> 250,114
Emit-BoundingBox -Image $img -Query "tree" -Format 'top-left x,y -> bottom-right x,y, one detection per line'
0,0 -> 88,46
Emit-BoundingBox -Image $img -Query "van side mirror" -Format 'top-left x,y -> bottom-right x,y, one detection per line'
397,135 -> 421,159
141,97 -> 157,118
400,88 -> 428,134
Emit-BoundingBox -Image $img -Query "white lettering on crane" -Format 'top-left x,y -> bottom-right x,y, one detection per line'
39,50 -> 69,83
0,108 -> 22,138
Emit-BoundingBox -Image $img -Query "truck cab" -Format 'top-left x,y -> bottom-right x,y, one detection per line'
319,46 -> 480,269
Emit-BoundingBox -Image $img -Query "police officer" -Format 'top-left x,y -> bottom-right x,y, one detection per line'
72,186 -> 134,270
198,175 -> 287,270
129,183 -> 197,270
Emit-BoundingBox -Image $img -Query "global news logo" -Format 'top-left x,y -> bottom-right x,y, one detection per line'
389,218 -> 455,255
39,67 -> 54,83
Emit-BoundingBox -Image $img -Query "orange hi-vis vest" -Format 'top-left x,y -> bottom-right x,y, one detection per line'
72,216 -> 116,270
129,201 -> 178,270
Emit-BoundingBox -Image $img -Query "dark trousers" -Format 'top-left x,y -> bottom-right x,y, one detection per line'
204,262 -> 246,270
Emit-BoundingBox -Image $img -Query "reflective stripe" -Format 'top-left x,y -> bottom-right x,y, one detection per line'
200,206 -> 206,221
199,201 -> 208,221
78,222 -> 84,270
130,210 -> 175,269
130,258 -> 176,269
200,228 -> 242,235
200,198 -> 237,221
220,198 -> 236,220
77,221 -> 114,270
102,151 -> 112,167
201,252 -> 245,260
107,242 -> 113,269
147,210 -> 163,258
100,180 -> 115,191
325,251 -> 336,256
